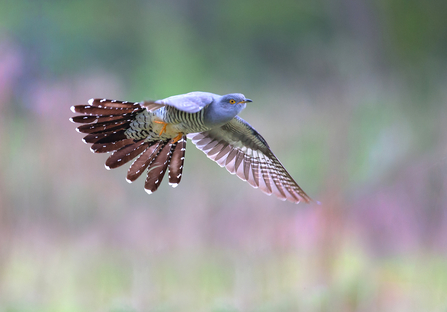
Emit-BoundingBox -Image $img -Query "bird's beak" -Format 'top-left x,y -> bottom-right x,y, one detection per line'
239,99 -> 252,104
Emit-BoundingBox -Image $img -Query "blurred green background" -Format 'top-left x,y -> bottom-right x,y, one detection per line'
1,0 -> 447,311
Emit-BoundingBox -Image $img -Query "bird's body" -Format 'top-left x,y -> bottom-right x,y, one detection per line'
70,91 -> 312,203
124,107 -> 207,141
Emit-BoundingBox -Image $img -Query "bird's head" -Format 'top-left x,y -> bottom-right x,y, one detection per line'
220,93 -> 252,111
204,93 -> 253,127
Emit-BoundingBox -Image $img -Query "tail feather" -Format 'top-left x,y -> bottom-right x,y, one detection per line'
82,130 -> 128,144
71,99 -> 142,116
105,140 -> 148,169
87,98 -> 141,108
71,104 -> 139,116
70,115 -> 101,123
71,115 -> 133,124
168,136 -> 186,187
76,119 -> 131,134
144,142 -> 173,194
71,98 -> 190,194
91,139 -> 135,153
127,141 -> 164,182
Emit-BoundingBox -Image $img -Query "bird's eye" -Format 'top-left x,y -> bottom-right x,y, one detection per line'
229,99 -> 236,104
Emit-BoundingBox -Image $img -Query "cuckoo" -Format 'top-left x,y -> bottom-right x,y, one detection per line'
70,92 -> 312,204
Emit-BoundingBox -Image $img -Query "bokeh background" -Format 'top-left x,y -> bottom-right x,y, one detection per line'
1,0 -> 447,311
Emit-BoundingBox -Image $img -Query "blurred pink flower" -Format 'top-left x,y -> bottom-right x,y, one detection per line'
0,36 -> 23,108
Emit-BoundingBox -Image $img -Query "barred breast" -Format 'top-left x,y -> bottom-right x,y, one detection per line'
161,106 -> 211,133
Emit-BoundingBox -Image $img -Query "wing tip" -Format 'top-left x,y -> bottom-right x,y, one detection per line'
309,198 -> 321,205
297,195 -> 317,205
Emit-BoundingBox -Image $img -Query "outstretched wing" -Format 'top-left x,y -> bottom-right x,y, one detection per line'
187,116 -> 312,204
142,91 -> 215,113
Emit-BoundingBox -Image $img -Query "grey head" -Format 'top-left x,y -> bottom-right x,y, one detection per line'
204,93 -> 252,128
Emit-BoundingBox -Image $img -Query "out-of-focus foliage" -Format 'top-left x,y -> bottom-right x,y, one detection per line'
0,0 -> 446,311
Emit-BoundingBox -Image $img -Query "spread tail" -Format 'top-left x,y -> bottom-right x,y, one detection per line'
71,98 -> 187,193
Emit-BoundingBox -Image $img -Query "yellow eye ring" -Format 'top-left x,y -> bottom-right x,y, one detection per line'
229,99 -> 236,104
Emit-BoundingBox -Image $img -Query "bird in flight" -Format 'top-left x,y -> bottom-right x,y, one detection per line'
70,92 -> 312,204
